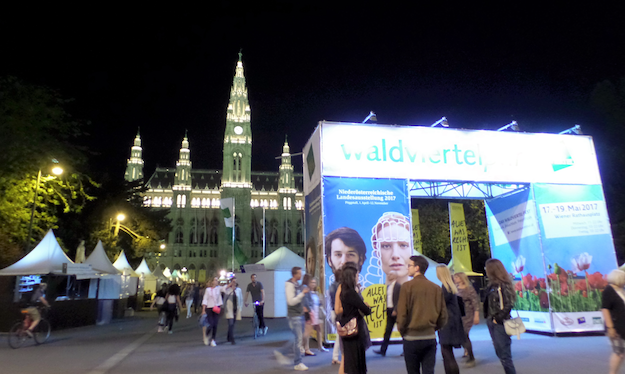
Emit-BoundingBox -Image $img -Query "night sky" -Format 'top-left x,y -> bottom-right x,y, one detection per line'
2,4 -> 625,178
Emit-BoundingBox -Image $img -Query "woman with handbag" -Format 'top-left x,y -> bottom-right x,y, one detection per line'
337,263 -> 371,374
483,259 -> 517,374
202,277 -> 225,346
165,283 -> 184,334
436,265 -> 466,374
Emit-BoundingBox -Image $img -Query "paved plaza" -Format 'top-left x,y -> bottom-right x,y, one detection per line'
0,310 -> 613,374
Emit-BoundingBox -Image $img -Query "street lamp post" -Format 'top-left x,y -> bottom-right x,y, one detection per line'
26,162 -> 63,252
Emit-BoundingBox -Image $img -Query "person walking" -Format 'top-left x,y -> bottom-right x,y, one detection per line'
165,283 -> 184,334
194,282 -> 202,314
150,283 -> 169,332
397,256 -> 447,374
183,283 -> 195,318
436,265 -> 466,374
202,277 -> 225,346
454,272 -> 480,367
483,259 -> 517,374
602,269 -> 625,374
302,277 -> 327,354
245,274 -> 268,335
225,277 -> 243,345
330,268 -> 344,366
274,266 -> 309,371
374,273 -> 401,357
337,262 -> 372,374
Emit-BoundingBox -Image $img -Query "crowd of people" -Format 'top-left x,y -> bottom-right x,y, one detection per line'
145,260 -> 625,374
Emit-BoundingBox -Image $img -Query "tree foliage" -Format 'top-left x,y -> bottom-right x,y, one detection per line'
0,76 -> 96,267
85,179 -> 171,263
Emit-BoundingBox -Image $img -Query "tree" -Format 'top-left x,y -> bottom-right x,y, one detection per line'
85,178 -> 171,263
0,76 -> 96,267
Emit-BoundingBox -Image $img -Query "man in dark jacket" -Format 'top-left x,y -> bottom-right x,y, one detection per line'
397,256 -> 447,374
374,276 -> 401,356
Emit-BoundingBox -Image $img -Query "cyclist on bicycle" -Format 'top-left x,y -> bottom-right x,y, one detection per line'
23,283 -> 49,336
245,274 -> 267,335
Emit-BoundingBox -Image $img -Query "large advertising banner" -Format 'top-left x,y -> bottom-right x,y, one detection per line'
322,176 -> 410,342
534,183 -> 617,332
448,203 -> 473,273
485,188 -> 551,332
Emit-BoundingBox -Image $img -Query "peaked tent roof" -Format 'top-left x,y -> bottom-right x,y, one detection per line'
135,259 -> 156,280
84,241 -> 120,275
256,246 -> 305,271
0,230 -> 75,276
113,250 -> 138,277
152,265 -> 167,280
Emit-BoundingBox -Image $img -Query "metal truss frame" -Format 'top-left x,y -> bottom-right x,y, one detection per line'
408,180 -> 529,200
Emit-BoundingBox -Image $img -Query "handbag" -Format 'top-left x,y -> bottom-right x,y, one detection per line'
498,286 -> 526,339
336,317 -> 358,338
213,305 -> 221,314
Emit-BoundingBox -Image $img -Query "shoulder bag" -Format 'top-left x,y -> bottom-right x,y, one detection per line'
498,286 -> 526,339
336,317 -> 358,338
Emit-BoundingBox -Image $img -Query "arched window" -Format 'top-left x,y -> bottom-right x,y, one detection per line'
269,219 -> 279,245
191,197 -> 201,208
202,198 -> 210,208
209,218 -> 219,246
163,197 -> 172,207
152,196 -> 162,207
296,219 -> 303,245
175,227 -> 184,244
176,194 -> 186,208
284,219 -> 292,244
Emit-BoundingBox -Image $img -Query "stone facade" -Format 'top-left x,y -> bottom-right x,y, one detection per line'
126,54 -> 304,283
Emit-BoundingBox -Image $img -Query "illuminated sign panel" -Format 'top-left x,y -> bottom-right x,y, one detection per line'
321,122 -> 601,185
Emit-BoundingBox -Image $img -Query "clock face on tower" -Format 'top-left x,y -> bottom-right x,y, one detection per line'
234,126 -> 243,135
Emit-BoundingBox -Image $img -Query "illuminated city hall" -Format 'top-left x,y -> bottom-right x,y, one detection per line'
123,54 -> 305,282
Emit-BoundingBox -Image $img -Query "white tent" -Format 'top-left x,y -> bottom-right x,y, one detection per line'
84,241 -> 122,300
152,265 -> 168,281
135,259 -> 157,293
113,250 -> 139,297
0,230 -> 85,276
256,246 -> 305,270
113,251 -> 138,277
85,241 -> 120,275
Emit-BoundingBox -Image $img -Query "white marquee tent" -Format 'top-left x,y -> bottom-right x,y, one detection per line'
0,230 -> 97,279
84,241 -> 122,299
256,246 -> 306,270
135,259 -> 157,293
113,251 -> 139,297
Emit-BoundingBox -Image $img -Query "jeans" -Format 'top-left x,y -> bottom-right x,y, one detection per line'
186,299 -> 193,318
279,315 -> 304,365
487,319 -> 516,374
380,308 -> 396,354
255,304 -> 266,329
227,318 -> 236,342
403,339 -> 437,374
205,309 -> 220,340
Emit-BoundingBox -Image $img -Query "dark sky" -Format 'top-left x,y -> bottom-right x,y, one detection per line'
2,4 -> 625,178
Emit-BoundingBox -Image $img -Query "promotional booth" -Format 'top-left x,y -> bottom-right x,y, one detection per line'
303,121 -> 617,343
84,241 -> 123,323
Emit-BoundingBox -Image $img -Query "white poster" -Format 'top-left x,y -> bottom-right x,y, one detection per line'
538,201 -> 610,239
488,201 -> 540,247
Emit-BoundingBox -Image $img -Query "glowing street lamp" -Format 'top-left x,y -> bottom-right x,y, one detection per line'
431,117 -> 449,128
26,160 -> 63,252
497,121 -> 520,132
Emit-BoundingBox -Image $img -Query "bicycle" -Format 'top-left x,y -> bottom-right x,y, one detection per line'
8,306 -> 51,349
252,300 -> 261,339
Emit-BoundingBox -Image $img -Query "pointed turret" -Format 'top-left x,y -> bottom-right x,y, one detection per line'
222,51 -> 252,187
124,128 -> 144,182
279,135 -> 296,210
174,131 -> 192,189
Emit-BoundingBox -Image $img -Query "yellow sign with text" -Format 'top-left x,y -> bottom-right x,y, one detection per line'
449,202 -> 473,273
411,209 -> 422,254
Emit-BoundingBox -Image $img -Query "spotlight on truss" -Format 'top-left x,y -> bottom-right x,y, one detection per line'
362,111 -> 377,123
497,121 -> 520,132
431,117 -> 448,128
559,125 -> 583,135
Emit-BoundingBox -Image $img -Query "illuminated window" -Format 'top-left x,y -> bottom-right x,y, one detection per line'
191,197 -> 201,208
212,198 -> 220,207
143,196 -> 151,207
152,196 -> 162,207
163,197 -> 172,207
270,199 -> 278,209
295,200 -> 303,210
201,198 -> 210,208
176,194 -> 186,208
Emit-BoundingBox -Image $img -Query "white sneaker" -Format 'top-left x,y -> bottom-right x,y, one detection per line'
210,339 -> 217,347
203,336 -> 209,346
294,363 -> 309,371
274,350 -> 290,366
263,326 -> 269,335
